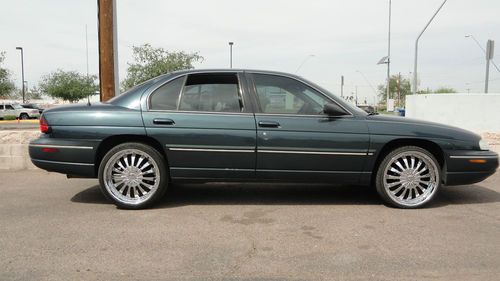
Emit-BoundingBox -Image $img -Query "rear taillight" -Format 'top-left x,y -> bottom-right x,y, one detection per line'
40,117 -> 51,133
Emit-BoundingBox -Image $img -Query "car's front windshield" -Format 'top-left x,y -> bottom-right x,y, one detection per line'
12,104 -> 23,109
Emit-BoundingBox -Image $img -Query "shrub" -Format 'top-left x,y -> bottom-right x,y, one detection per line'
2,115 -> 17,120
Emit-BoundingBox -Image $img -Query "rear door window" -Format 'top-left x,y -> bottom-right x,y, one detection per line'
179,73 -> 242,113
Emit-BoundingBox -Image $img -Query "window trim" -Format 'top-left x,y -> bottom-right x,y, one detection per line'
248,72 -> 353,117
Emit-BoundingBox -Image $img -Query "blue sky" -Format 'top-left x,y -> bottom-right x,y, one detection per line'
1,0 -> 499,103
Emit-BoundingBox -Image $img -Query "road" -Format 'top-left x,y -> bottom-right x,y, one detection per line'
1,170 -> 499,281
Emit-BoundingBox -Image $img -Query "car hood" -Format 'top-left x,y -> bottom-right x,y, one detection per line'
366,114 -> 481,142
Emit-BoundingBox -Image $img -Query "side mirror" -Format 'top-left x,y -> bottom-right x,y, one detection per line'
323,103 -> 348,116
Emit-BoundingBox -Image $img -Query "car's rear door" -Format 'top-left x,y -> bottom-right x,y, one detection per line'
247,72 -> 370,183
142,72 -> 257,180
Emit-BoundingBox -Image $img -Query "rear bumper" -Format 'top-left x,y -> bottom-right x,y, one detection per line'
29,136 -> 98,178
445,150 -> 498,186
31,159 -> 95,177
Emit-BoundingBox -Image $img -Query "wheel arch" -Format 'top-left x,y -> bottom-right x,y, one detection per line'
371,138 -> 446,185
95,134 -> 168,175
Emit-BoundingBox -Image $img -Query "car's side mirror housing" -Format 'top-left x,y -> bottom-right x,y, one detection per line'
323,103 -> 349,116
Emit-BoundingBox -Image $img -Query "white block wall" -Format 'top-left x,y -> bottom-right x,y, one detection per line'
405,93 -> 500,133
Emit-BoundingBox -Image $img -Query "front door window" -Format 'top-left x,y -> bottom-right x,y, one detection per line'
253,74 -> 330,115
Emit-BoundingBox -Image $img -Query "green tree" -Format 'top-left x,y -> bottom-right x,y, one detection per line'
122,44 -> 203,90
433,87 -> 457,93
0,51 -> 16,99
377,75 -> 411,106
40,70 -> 98,102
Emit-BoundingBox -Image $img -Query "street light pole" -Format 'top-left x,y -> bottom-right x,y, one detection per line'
485,40 -> 495,93
15,47 -> 25,104
412,0 -> 447,95
228,42 -> 234,68
465,35 -> 500,73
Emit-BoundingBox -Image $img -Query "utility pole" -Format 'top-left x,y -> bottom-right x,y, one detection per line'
341,75 -> 344,98
485,40 -> 495,93
98,0 -> 119,102
85,24 -> 89,77
386,0 -> 391,108
412,0 -> 447,95
397,72 -> 401,107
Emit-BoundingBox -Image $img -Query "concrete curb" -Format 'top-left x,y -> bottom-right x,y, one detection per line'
0,144 -> 38,170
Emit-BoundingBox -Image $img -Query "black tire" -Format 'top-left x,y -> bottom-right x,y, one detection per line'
375,146 -> 441,209
98,142 -> 168,209
20,113 -> 29,120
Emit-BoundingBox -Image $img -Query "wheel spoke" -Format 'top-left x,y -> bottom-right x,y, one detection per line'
136,156 -> 145,168
392,184 -> 405,194
402,157 -> 410,169
386,181 -> 401,188
390,167 -> 402,174
130,154 -> 136,167
395,160 -> 405,171
123,156 -> 130,168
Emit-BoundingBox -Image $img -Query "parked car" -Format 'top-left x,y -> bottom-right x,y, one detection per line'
0,102 -> 40,119
29,69 -> 498,209
22,103 -> 44,114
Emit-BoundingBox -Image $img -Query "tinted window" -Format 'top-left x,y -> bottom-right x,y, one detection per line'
150,77 -> 184,110
253,74 -> 330,115
5,105 -> 14,110
179,74 -> 242,112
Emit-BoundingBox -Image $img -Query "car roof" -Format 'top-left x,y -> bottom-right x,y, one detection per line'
168,68 -> 305,79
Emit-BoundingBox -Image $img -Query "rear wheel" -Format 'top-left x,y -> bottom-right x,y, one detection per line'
98,142 -> 168,209
375,146 -> 441,208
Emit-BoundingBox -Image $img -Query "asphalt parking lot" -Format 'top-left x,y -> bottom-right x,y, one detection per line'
1,170 -> 499,281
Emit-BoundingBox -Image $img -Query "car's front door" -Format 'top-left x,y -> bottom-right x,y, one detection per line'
142,72 -> 256,180
248,73 -> 370,183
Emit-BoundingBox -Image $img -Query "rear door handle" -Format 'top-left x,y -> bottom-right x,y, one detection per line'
258,121 -> 280,128
153,118 -> 175,125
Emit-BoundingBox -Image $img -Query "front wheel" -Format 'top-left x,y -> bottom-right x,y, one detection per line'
375,146 -> 441,208
98,142 -> 168,209
20,113 -> 29,120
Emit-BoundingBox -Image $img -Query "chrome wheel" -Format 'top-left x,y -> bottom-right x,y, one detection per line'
383,150 -> 439,207
103,148 -> 160,205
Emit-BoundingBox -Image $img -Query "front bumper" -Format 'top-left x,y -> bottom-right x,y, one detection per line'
445,150 -> 499,185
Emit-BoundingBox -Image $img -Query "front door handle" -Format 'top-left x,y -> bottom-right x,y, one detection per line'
258,121 -> 280,128
153,118 -> 175,125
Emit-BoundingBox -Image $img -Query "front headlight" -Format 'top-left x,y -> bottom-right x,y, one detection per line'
479,139 -> 490,151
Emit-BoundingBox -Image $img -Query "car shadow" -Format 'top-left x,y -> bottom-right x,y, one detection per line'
70,182 -> 500,209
